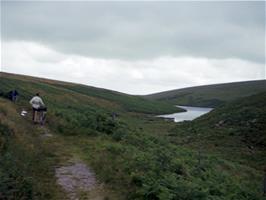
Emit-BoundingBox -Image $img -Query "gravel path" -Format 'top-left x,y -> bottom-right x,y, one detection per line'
55,162 -> 96,200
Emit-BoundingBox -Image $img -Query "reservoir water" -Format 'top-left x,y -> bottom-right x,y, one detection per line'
158,106 -> 213,122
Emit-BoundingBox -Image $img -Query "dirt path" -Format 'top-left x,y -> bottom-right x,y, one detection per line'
36,127 -> 108,199
55,161 -> 98,200
2,100 -> 117,199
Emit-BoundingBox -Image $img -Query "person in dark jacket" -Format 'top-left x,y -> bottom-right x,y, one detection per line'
8,90 -> 19,102
11,90 -> 19,102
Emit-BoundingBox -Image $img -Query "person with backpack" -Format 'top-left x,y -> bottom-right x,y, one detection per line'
7,90 -> 19,102
11,90 -> 19,102
29,93 -> 45,123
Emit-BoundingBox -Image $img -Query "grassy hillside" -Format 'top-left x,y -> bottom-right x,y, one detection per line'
0,72 -> 265,199
0,72 -> 182,114
144,80 -> 266,107
170,92 -> 266,170
0,99 -> 67,199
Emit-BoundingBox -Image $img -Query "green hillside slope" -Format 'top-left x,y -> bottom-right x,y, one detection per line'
1,73 -> 265,199
170,92 -> 266,170
0,100 -> 67,199
0,72 -> 182,114
144,80 -> 266,107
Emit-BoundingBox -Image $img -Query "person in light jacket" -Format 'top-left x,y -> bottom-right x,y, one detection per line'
29,93 -> 45,123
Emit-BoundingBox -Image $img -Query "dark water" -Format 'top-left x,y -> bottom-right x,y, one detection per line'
158,105 -> 213,122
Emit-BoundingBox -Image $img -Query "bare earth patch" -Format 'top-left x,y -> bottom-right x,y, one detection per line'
55,162 -> 98,200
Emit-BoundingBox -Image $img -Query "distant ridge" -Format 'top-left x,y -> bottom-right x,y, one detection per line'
144,80 -> 266,107
0,71 -> 127,95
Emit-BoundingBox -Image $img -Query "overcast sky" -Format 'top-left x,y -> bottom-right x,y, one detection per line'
1,1 -> 265,94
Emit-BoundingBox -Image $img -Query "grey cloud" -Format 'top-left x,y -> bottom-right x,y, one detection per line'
1,1 -> 265,63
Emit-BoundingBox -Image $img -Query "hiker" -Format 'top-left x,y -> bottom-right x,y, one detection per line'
8,90 -> 19,102
112,112 -> 118,121
12,90 -> 19,102
29,93 -> 45,123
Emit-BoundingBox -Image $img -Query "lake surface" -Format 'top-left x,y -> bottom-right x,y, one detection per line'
157,106 -> 213,122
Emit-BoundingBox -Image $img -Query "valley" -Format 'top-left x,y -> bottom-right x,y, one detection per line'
0,72 -> 265,200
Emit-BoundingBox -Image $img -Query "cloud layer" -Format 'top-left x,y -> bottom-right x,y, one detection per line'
1,2 -> 265,94
2,41 -> 264,95
2,1 -> 265,62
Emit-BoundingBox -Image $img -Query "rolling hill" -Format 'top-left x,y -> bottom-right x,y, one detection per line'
170,92 -> 266,170
0,72 -> 182,114
144,80 -> 266,107
0,72 -> 265,199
